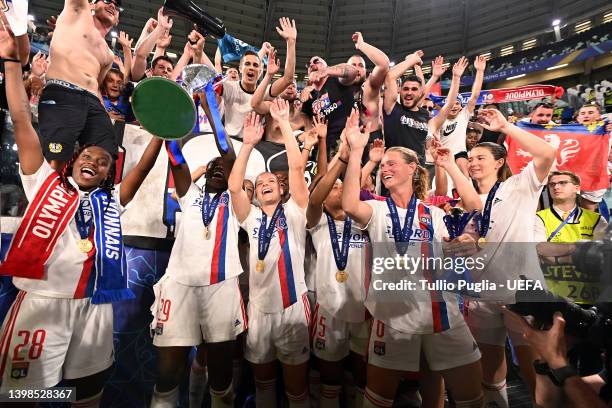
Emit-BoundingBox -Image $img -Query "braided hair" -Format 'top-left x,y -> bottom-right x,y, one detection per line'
58,145 -> 116,207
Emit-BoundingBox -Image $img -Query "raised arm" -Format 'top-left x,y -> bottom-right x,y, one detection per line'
418,56 -> 446,105
478,109 -> 556,182
270,99 -> 308,208
119,138 -> 164,206
132,9 -> 173,80
432,143 -> 482,211
342,109 -> 373,226
310,63 -> 359,87
0,20 -> 43,175
314,115 -> 328,176
171,42 -> 194,81
270,18 -> 297,97
466,56 -> 486,114
118,31 -> 133,80
64,0 -> 89,12
250,48 -> 279,115
361,138 -> 383,188
429,56 -> 467,133
353,32 -> 389,90
306,141 -> 349,228
229,113 -> 263,222
383,51 -> 423,115
214,48 -> 223,74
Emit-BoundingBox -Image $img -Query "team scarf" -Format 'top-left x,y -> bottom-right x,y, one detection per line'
0,173 -> 134,304
429,84 -> 564,106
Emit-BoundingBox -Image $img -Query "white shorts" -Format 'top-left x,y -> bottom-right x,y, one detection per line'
245,294 -> 311,365
0,291 -> 114,392
151,275 -> 246,347
464,300 -> 528,347
580,189 -> 606,203
311,304 -> 369,361
367,319 -> 481,372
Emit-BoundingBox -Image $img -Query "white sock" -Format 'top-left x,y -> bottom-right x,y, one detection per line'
189,359 -> 209,408
287,390 -> 310,408
309,368 -> 321,405
354,387 -> 364,408
363,387 -> 393,408
455,392 -> 485,408
320,384 -> 341,408
210,382 -> 234,408
151,386 -> 179,408
255,378 -> 277,408
483,380 -> 508,408
72,391 -> 103,408
232,358 -> 243,389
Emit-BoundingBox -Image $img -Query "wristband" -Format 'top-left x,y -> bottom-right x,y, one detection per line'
533,360 -> 551,375
339,157 -> 349,165
303,147 -> 312,153
1,58 -> 22,64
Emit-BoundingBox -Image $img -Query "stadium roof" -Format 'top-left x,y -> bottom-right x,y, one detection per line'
29,0 -> 610,75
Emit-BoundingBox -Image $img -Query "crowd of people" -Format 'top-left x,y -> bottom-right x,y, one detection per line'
0,1 -> 611,408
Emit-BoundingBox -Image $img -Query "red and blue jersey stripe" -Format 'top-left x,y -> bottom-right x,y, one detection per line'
277,227 -> 297,308
210,193 -> 230,284
418,204 -> 450,333
74,228 -> 97,299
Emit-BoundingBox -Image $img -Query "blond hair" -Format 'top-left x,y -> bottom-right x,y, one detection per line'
385,146 -> 429,200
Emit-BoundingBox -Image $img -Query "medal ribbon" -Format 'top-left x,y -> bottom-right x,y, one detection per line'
257,202 -> 284,262
202,191 -> 223,229
325,213 -> 352,271
75,194 -> 93,240
443,209 -> 478,240
386,194 -> 417,255
476,181 -> 501,238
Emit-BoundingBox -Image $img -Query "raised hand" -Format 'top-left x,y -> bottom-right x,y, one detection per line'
345,108 -> 369,150
269,98 -> 290,122
309,69 -> 327,83
266,48 -> 281,76
113,55 -> 125,71
302,128 -> 318,149
31,52 -> 49,78
46,15 -> 57,39
452,56 -> 469,78
432,145 -> 453,168
477,109 -> 509,132
260,42 -> 273,56
368,138 -> 385,163
432,56 -> 446,77
313,114 -> 327,140
157,8 -> 173,31
188,30 -> 205,53
352,31 -> 364,49
405,50 -> 424,67
144,18 -> 158,34
242,112 -> 264,146
300,85 -> 315,103
474,55 -> 487,72
156,30 -> 172,49
276,17 -> 297,43
118,31 -> 133,49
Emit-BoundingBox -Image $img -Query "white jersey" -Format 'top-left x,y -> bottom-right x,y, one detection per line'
309,214 -> 369,322
439,108 -> 470,154
165,184 -> 242,286
473,161 -> 547,300
241,198 -> 308,313
362,198 -> 464,334
13,161 -> 125,298
221,80 -> 254,139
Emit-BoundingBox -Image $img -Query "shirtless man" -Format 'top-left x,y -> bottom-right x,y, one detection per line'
38,0 -> 122,167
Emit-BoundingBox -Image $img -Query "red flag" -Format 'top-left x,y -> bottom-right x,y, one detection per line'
507,122 -> 610,191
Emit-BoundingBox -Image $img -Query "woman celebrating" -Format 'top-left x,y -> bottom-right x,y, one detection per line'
465,108 -> 556,407
306,111 -> 371,407
0,19 -> 162,406
341,114 -> 484,407
229,99 -> 311,408
149,96 -> 246,408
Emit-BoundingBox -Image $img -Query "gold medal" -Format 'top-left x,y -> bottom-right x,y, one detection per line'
256,260 -> 265,272
77,239 -> 93,253
477,237 -> 486,248
203,226 -> 210,240
335,270 -> 348,283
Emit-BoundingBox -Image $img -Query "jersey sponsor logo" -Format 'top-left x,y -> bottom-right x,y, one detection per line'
313,92 -> 342,117
373,341 -> 386,356
383,220 -> 432,241
234,319 -> 241,327
315,337 -> 326,350
10,361 -> 29,379
154,322 -> 164,335
419,214 -> 432,225
442,122 -> 458,137
493,197 -> 502,205
399,115 -> 428,131
48,143 -> 63,154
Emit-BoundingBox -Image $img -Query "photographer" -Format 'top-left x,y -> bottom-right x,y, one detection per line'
504,309 -> 608,408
